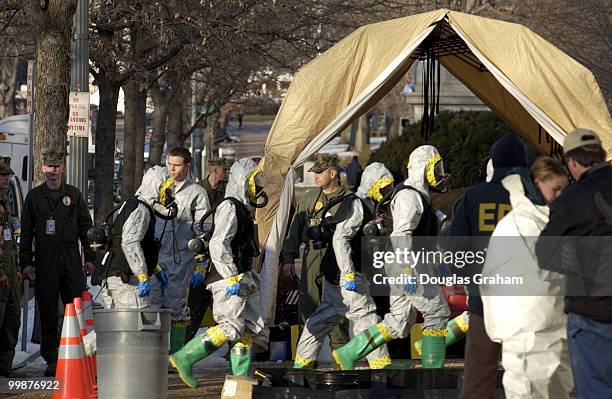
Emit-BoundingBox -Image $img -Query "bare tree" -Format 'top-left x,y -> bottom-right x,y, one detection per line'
20,0 -> 78,185
0,54 -> 18,118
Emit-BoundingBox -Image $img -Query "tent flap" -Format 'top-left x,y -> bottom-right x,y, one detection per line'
257,8 -> 612,325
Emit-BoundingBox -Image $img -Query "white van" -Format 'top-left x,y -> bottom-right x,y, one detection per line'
0,114 -> 31,197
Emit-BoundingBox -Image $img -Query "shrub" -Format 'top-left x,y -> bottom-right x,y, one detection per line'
369,111 -> 514,188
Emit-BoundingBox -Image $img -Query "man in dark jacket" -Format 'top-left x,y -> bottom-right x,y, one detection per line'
345,156 -> 362,190
536,128 -> 612,398
0,157 -> 20,377
448,133 -> 526,399
20,150 -> 95,377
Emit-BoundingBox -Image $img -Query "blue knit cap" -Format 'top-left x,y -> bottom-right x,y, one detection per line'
490,133 -> 527,168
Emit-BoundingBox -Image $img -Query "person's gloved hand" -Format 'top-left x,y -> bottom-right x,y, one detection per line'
153,265 -> 169,289
343,272 -> 358,292
225,275 -> 243,296
404,273 -> 418,295
191,265 -> 206,288
137,274 -> 151,298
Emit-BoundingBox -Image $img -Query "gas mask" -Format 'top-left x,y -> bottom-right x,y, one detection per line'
426,154 -> 449,193
187,207 -> 216,261
366,175 -> 394,203
87,224 -> 112,252
86,203 -> 123,252
305,194 -> 355,250
155,186 -> 179,220
306,222 -> 332,250
363,216 -> 384,237
245,168 -> 268,208
187,230 -> 213,260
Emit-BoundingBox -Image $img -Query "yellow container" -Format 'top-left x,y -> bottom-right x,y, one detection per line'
410,323 -> 423,359
291,325 -> 300,360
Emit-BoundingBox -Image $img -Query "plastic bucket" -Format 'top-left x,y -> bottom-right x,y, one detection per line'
94,308 -> 171,399
421,335 -> 446,368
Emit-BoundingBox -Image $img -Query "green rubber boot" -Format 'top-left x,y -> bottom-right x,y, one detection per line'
169,326 -> 228,388
445,312 -> 469,347
421,329 -> 447,369
229,332 -> 252,376
332,323 -> 393,370
293,354 -> 316,369
170,321 -> 189,354
414,312 -> 469,357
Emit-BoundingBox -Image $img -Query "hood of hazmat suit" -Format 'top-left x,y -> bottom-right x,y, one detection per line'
357,162 -> 394,203
137,166 -> 165,207
405,145 -> 448,195
485,159 -> 494,183
390,145 -> 445,237
226,158 -> 259,207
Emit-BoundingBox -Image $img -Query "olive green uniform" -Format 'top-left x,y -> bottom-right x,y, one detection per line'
0,191 -> 20,376
186,176 -> 227,341
282,186 -> 350,350
200,177 -> 227,210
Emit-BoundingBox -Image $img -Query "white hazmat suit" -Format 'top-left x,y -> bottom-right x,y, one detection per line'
169,158 -> 264,386
293,164 -> 391,369
383,145 -> 450,339
482,174 -> 573,399
148,165 -> 210,321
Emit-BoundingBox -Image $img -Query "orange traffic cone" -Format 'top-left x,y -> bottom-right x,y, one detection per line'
81,291 -> 95,333
81,291 -> 97,379
74,298 -> 97,395
53,303 -> 96,399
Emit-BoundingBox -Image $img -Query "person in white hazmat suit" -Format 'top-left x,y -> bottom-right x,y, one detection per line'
481,157 -> 573,399
333,146 -> 451,370
292,163 -> 393,369
148,147 -> 211,353
170,158 -> 265,388
83,167 -> 175,355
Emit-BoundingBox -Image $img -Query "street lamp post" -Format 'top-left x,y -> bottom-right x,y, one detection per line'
68,0 -> 89,194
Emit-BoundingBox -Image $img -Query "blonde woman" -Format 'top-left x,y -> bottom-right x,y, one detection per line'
482,157 -> 573,399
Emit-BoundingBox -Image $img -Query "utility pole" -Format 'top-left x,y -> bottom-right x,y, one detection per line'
67,0 -> 89,194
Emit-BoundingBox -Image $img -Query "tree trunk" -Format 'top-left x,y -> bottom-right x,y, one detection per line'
354,113 -> 371,152
94,76 -> 120,223
0,57 -> 18,118
122,81 -> 137,199
21,0 -> 78,185
166,84 -> 184,151
340,126 -> 351,145
149,87 -> 168,166
390,116 -> 402,139
133,88 -> 146,189
180,80 -> 192,149
33,31 -> 72,185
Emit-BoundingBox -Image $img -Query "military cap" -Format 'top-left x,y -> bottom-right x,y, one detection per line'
308,154 -> 339,173
208,157 -> 228,168
42,150 -> 66,167
563,128 -> 602,153
0,156 -> 12,174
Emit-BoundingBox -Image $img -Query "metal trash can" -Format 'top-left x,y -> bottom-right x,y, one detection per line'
94,309 -> 171,399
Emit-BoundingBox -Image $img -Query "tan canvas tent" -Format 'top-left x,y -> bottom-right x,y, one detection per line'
256,8 -> 612,325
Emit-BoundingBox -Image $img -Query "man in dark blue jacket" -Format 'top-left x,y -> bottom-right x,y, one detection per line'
448,133 -> 526,399
536,128 -> 612,398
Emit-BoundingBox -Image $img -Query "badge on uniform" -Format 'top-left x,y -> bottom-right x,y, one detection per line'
3,227 -> 11,241
46,218 -> 56,235
314,201 -> 323,212
63,196 -> 72,206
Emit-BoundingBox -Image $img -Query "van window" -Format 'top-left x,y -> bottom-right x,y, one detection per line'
21,155 -> 28,182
